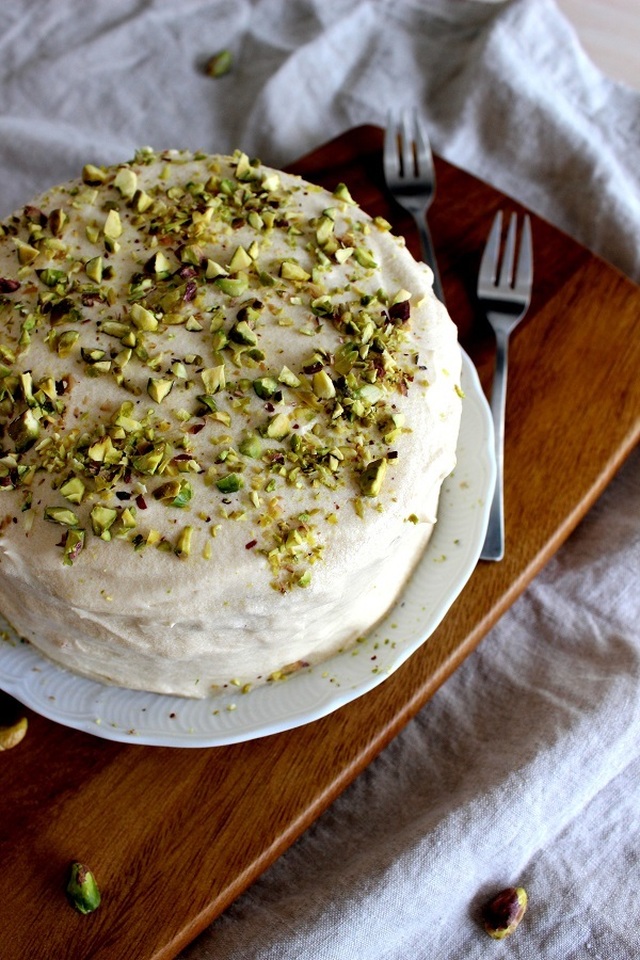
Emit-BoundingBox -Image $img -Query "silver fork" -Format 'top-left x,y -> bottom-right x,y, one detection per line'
383,110 -> 445,304
479,210 -> 534,562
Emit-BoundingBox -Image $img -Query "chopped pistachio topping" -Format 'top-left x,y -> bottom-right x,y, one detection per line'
0,147 -> 432,591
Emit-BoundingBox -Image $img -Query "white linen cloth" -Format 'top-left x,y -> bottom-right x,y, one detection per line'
1,1 -> 638,956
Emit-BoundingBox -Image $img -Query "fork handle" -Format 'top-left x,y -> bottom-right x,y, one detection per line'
480,326 -> 509,561
411,213 -> 446,305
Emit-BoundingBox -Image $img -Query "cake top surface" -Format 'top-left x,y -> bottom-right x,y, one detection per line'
0,148 -> 461,597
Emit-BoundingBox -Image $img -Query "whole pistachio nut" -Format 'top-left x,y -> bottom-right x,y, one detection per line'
359,457 -> 387,498
66,861 -> 101,915
0,716 -> 28,751
482,886 -> 528,939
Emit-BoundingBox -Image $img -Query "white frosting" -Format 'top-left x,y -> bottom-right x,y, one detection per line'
0,149 -> 461,697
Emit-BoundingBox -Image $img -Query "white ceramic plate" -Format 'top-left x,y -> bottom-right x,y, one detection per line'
0,350 -> 495,747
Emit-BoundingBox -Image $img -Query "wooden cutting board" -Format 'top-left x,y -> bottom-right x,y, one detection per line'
1,126 -> 638,960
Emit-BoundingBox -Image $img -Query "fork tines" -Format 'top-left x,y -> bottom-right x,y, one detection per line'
479,211 -> 533,303
384,109 -> 434,183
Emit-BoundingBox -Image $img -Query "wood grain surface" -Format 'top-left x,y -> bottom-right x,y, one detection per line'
1,126 -> 638,960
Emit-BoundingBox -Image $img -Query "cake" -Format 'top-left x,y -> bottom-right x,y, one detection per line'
0,148 -> 462,697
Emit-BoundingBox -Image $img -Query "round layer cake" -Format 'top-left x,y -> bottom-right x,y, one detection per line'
0,148 -> 462,697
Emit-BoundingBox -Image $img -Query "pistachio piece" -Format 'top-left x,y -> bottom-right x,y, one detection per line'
229,320 -> 257,346
66,861 -> 101,915
315,215 -> 335,246
113,347 -> 132,370
201,361 -> 225,395
145,250 -> 172,278
132,444 -> 165,475
278,366 -> 301,388
18,371 -> 33,405
261,172 -> 280,193
130,303 -> 158,331
180,243 -> 203,266
147,377 -> 174,403
7,408 -> 40,452
279,259 -> 310,283
215,274 -> 249,297
359,457 -> 387,497
45,506 -> 80,527
131,188 -> 153,213
113,167 -> 138,198
85,223 -> 101,244
87,435 -> 121,464
82,163 -> 108,185
35,376 -> 58,403
37,267 -> 67,287
194,394 -> 218,415
154,479 -> 192,507
205,259 -> 228,280
174,525 -> 193,558
100,320 -> 131,340
118,508 -> 137,531
152,479 -> 180,501
85,255 -> 103,283
265,412 -> 291,440
14,238 -> 40,264
103,209 -> 123,240
482,887 -> 528,940
333,182 -> 356,204
228,245 -> 252,274
334,246 -> 353,264
253,376 -> 280,400
354,246 -> 378,270
172,481 -> 193,508
205,49 -> 233,78
334,343 -> 358,376
0,716 -> 28,751
81,347 -> 107,365
312,369 -> 336,400
48,208 -> 68,236
310,295 -> 334,317
236,299 -> 263,325
239,434 -> 262,459
62,527 -> 84,567
49,297 -> 80,326
234,151 -> 258,181
90,505 -> 118,539
216,473 -> 243,493
60,476 -> 86,504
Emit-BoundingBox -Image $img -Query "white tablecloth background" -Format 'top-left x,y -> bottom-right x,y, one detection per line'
1,1 -> 638,957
